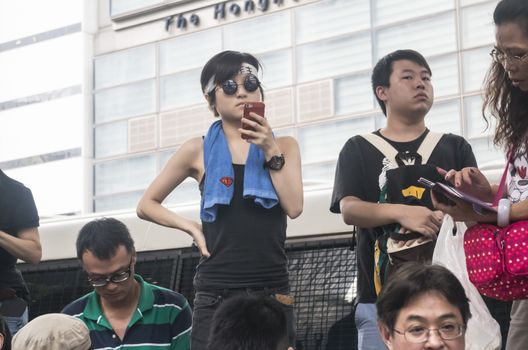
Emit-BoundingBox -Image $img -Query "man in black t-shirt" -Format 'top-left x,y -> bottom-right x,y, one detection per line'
330,50 -> 477,350
0,169 -> 41,335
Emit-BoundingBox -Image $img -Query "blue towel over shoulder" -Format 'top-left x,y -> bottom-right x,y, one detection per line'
200,120 -> 279,222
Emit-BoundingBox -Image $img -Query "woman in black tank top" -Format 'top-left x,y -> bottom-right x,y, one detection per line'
136,51 -> 303,350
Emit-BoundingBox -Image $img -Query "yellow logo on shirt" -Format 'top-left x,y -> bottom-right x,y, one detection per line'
402,186 -> 426,199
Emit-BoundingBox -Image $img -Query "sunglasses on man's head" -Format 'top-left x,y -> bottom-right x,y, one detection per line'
215,74 -> 260,96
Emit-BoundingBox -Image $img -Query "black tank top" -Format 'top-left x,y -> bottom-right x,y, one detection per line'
194,164 -> 289,290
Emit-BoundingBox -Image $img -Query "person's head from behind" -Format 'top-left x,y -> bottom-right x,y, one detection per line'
0,316 -> 11,350
208,295 -> 292,350
76,217 -> 137,304
376,263 -> 471,350
201,50 -> 264,118
11,313 -> 90,350
484,0 -> 528,149
372,49 -> 433,118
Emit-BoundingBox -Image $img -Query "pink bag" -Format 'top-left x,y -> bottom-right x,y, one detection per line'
465,222 -> 528,301
464,149 -> 528,301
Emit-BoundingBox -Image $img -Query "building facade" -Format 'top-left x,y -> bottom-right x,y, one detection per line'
90,0 -> 504,214
1,0 -> 502,216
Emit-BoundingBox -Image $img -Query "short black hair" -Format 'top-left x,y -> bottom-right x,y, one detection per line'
0,316 -> 12,350
76,217 -> 135,260
200,50 -> 264,117
371,49 -> 432,116
376,262 -> 471,333
208,295 -> 289,350
494,0 -> 528,36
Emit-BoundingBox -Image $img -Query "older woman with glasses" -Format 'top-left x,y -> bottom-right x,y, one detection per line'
376,262 -> 470,350
432,1 -> 528,349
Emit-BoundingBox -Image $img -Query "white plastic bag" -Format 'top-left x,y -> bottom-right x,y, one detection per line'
432,215 -> 502,350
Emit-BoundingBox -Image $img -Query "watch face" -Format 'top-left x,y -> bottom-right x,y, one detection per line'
267,154 -> 285,170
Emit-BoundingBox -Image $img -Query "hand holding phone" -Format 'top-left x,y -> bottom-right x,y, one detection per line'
241,102 -> 265,140
418,177 -> 496,214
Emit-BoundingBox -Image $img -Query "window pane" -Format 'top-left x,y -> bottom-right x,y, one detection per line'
160,69 -> 203,111
95,191 -> 144,212
274,128 -> 294,138
297,33 -> 371,83
224,12 -> 291,54
6,158 -> 82,217
0,95 -> 82,162
160,29 -> 222,75
460,2 -> 496,49
95,79 -> 156,123
427,100 -> 461,135
95,44 -> 155,89
460,0 -> 492,5
95,155 -> 156,195
375,113 -> 387,129
0,0 -> 81,43
295,0 -> 370,44
258,49 -> 293,89
160,150 -> 176,169
428,54 -> 459,97
462,46 -> 493,92
111,0 -> 163,17
465,95 -> 494,138
375,12 -> 456,59
0,33 -> 82,101
266,88 -> 294,127
302,161 -> 337,187
335,74 -> 374,115
164,180 -> 200,206
160,106 -> 211,148
374,0 -> 453,26
299,118 -> 375,163
469,137 -> 504,169
95,121 -> 128,158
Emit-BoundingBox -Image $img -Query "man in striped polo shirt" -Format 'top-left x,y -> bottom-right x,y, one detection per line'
62,217 -> 192,350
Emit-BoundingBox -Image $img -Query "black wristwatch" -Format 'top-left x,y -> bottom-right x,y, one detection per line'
264,154 -> 285,171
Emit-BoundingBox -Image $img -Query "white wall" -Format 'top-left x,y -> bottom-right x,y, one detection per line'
37,187 -> 351,261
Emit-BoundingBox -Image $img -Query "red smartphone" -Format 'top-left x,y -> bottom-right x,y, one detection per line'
241,102 -> 265,139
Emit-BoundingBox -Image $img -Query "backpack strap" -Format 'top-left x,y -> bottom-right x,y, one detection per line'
417,131 -> 442,164
361,133 -> 398,166
361,131 -> 443,165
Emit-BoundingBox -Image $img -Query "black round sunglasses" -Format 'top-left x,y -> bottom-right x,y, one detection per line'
215,74 -> 260,96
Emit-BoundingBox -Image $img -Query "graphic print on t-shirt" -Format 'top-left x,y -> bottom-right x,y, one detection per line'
509,154 -> 528,203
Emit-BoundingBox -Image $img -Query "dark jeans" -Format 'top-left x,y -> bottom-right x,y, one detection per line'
0,297 -> 28,335
190,287 -> 296,350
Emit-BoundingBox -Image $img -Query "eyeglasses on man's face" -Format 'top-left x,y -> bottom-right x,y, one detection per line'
86,257 -> 133,287
214,74 -> 260,96
490,48 -> 528,66
393,323 -> 465,343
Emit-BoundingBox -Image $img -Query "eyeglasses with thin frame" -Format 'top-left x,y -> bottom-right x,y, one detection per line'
86,257 -> 133,287
490,48 -> 528,66
393,323 -> 465,343
213,74 -> 260,96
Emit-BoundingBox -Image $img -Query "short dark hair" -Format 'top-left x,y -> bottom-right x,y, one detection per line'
200,50 -> 264,117
376,263 -> 471,333
0,316 -> 12,350
371,49 -> 432,116
208,296 -> 289,350
76,217 -> 135,260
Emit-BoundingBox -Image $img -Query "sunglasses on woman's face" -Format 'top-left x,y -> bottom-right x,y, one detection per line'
216,74 -> 260,95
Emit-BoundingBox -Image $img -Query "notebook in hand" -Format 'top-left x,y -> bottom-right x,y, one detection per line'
418,177 -> 496,214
